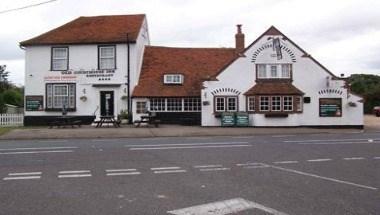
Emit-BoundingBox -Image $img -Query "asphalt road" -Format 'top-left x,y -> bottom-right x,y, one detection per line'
0,131 -> 379,215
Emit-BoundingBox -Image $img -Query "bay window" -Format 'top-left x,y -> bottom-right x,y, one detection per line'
248,97 -> 255,111
283,96 -> 293,111
259,96 -> 270,111
271,96 -> 282,111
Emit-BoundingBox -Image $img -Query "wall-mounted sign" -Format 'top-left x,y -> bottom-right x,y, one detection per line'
25,96 -> 44,111
63,70 -> 115,81
319,98 -> 342,117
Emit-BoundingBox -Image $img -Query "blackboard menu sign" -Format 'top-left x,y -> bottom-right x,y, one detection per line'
25,96 -> 44,111
319,98 -> 342,117
221,112 -> 235,127
236,112 -> 249,127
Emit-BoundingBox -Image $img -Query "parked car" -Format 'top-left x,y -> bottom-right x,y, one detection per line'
373,106 -> 380,117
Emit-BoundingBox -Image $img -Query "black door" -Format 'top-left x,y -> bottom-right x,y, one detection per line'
100,91 -> 114,116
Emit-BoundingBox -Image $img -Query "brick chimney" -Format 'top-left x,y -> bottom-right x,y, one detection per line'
235,24 -> 245,54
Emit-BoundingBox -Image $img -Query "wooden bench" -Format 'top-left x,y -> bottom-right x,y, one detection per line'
134,119 -> 160,127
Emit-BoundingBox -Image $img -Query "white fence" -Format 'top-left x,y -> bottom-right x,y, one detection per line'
0,114 -> 24,127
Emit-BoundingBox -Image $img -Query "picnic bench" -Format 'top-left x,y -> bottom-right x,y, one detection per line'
134,115 -> 160,127
95,115 -> 121,128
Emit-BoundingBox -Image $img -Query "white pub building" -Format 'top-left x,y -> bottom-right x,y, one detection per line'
21,14 -> 363,128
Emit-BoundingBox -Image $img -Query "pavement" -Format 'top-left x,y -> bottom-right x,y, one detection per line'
0,132 -> 379,214
0,115 -> 378,140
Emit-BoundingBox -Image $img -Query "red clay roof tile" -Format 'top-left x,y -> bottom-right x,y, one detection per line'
20,14 -> 145,46
244,82 -> 304,95
132,46 -> 236,97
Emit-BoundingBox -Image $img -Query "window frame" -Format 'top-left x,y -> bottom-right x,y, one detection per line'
163,74 -> 184,85
51,47 -> 69,71
283,96 -> 293,112
256,64 -> 293,80
271,96 -> 282,112
259,96 -> 270,111
98,45 -> 116,70
45,83 -> 76,111
214,96 -> 239,113
247,96 -> 255,112
136,101 -> 147,114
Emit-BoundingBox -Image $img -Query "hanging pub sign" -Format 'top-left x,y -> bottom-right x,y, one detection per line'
25,96 -> 44,111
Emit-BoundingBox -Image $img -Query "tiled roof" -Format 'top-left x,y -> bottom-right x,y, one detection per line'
132,46 -> 236,97
244,82 -> 304,95
20,14 -> 145,46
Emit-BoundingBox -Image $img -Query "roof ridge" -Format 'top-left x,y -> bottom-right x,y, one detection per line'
146,45 -> 234,50
79,14 -> 146,18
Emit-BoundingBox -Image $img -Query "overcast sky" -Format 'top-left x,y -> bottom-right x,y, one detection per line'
0,0 -> 379,85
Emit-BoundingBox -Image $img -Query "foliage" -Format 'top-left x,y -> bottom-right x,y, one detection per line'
349,74 -> 380,113
118,109 -> 128,119
0,65 -> 24,113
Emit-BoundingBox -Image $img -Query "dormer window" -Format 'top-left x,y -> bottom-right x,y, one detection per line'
256,64 -> 292,79
164,74 -> 184,84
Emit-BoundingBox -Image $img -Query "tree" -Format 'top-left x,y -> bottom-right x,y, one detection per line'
349,74 -> 380,113
0,65 -> 10,92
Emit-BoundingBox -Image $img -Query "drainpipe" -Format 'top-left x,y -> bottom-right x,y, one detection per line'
127,33 -> 132,124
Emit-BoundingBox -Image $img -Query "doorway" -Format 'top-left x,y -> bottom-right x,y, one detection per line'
100,91 -> 114,116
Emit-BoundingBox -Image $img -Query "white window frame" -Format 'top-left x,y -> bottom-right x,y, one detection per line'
164,74 -> 184,84
226,97 -> 237,112
271,96 -> 282,111
259,96 -> 270,111
215,97 -> 226,112
270,65 -> 278,78
283,96 -> 293,111
296,96 -> 303,112
184,98 -> 201,111
136,101 -> 147,114
248,96 -> 255,111
51,47 -> 68,71
99,46 -> 116,70
46,83 -> 75,110
257,64 -> 267,78
281,64 -> 291,78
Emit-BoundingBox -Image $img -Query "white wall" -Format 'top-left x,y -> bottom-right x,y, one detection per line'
202,34 -> 363,127
24,20 -> 149,119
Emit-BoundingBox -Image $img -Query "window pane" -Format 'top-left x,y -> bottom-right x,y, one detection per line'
100,58 -> 115,70
99,46 -> 115,69
271,96 -> 281,111
52,48 -> 68,70
296,96 -> 303,112
227,97 -> 237,112
260,97 -> 269,111
283,96 -> 293,111
215,97 -> 225,112
150,98 -> 165,111
53,48 -> 67,59
100,47 -> 114,58
167,98 -> 182,111
248,97 -> 255,111
136,102 -> 147,114
184,98 -> 201,112
270,65 -> 278,78
257,65 -> 266,78
282,64 -> 291,78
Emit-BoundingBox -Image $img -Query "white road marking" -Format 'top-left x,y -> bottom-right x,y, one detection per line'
343,157 -> 365,160
59,170 -> 90,174
58,174 -> 92,178
199,167 -> 230,172
273,161 -> 298,164
193,165 -> 223,168
243,165 -> 269,169
125,142 -> 248,147
231,136 -> 253,139
129,145 -> 251,150
374,157 -> 380,159
266,163 -> 378,191
106,172 -> 141,176
37,140 -> 68,143
151,167 -> 180,170
167,198 -> 289,215
0,146 -> 77,151
298,141 -> 380,145
272,135 -> 295,138
8,172 -> 41,176
153,169 -> 187,174
236,162 -> 261,166
0,150 -> 74,155
3,176 -> 41,180
307,158 -> 332,162
285,138 -> 379,143
106,169 -> 137,172
185,137 -> 212,140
